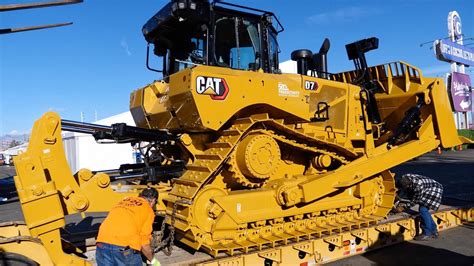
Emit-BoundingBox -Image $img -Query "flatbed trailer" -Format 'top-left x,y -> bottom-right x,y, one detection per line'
73,205 -> 473,265
152,205 -> 473,266
1,202 -> 472,265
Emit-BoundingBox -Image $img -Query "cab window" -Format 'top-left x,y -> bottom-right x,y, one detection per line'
214,16 -> 260,70
268,30 -> 279,73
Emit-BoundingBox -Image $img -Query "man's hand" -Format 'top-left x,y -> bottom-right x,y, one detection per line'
395,206 -> 405,213
141,243 -> 154,262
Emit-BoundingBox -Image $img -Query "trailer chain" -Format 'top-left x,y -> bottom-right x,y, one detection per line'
154,199 -> 192,256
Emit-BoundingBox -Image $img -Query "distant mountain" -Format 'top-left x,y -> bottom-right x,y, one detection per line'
0,134 -> 29,151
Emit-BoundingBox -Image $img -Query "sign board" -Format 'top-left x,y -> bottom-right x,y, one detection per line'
435,40 -> 474,66
450,72 -> 472,112
448,11 -> 462,42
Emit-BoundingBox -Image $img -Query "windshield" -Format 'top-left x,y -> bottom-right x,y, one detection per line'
170,36 -> 206,73
215,16 -> 260,70
158,24 -> 208,76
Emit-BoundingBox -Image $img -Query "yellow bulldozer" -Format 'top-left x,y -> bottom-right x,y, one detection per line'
1,0 -> 471,265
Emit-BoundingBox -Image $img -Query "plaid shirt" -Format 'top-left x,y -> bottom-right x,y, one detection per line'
403,174 -> 443,211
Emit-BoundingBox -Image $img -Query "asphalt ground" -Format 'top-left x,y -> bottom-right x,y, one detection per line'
1,149 -> 473,265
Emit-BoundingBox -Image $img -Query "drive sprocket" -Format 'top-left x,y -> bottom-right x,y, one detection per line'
229,133 -> 281,187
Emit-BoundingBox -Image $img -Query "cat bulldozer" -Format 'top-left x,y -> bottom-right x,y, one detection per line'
1,0 -> 471,265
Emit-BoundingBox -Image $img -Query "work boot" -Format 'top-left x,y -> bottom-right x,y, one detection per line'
414,234 -> 434,241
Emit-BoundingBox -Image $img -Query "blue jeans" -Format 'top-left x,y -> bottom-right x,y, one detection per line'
96,242 -> 142,266
419,205 -> 437,236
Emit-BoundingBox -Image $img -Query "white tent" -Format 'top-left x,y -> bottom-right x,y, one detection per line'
2,143 -> 28,164
62,112 -> 137,173
279,60 -> 297,74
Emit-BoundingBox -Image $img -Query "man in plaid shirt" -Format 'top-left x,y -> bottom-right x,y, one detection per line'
396,173 -> 443,241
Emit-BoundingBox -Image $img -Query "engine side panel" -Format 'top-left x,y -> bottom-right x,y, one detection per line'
130,65 -> 353,135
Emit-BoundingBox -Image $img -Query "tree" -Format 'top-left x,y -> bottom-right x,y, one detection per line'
8,140 -> 21,149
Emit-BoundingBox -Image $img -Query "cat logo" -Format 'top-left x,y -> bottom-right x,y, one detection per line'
196,76 -> 229,100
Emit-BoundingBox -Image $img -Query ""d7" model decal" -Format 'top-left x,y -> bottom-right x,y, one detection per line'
304,80 -> 318,91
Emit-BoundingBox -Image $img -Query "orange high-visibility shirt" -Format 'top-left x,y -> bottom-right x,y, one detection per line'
97,196 -> 155,251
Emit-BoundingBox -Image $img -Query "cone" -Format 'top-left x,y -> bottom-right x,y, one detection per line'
437,147 -> 442,155
458,145 -> 463,151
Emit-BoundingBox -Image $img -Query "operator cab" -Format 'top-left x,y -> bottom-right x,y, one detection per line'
142,0 -> 283,77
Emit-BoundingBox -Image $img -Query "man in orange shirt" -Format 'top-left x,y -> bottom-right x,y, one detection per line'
96,187 -> 160,265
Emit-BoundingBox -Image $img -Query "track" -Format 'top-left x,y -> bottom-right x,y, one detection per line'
162,114 -> 396,256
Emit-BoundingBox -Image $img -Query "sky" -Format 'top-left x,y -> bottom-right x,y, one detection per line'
1,0 -> 473,136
